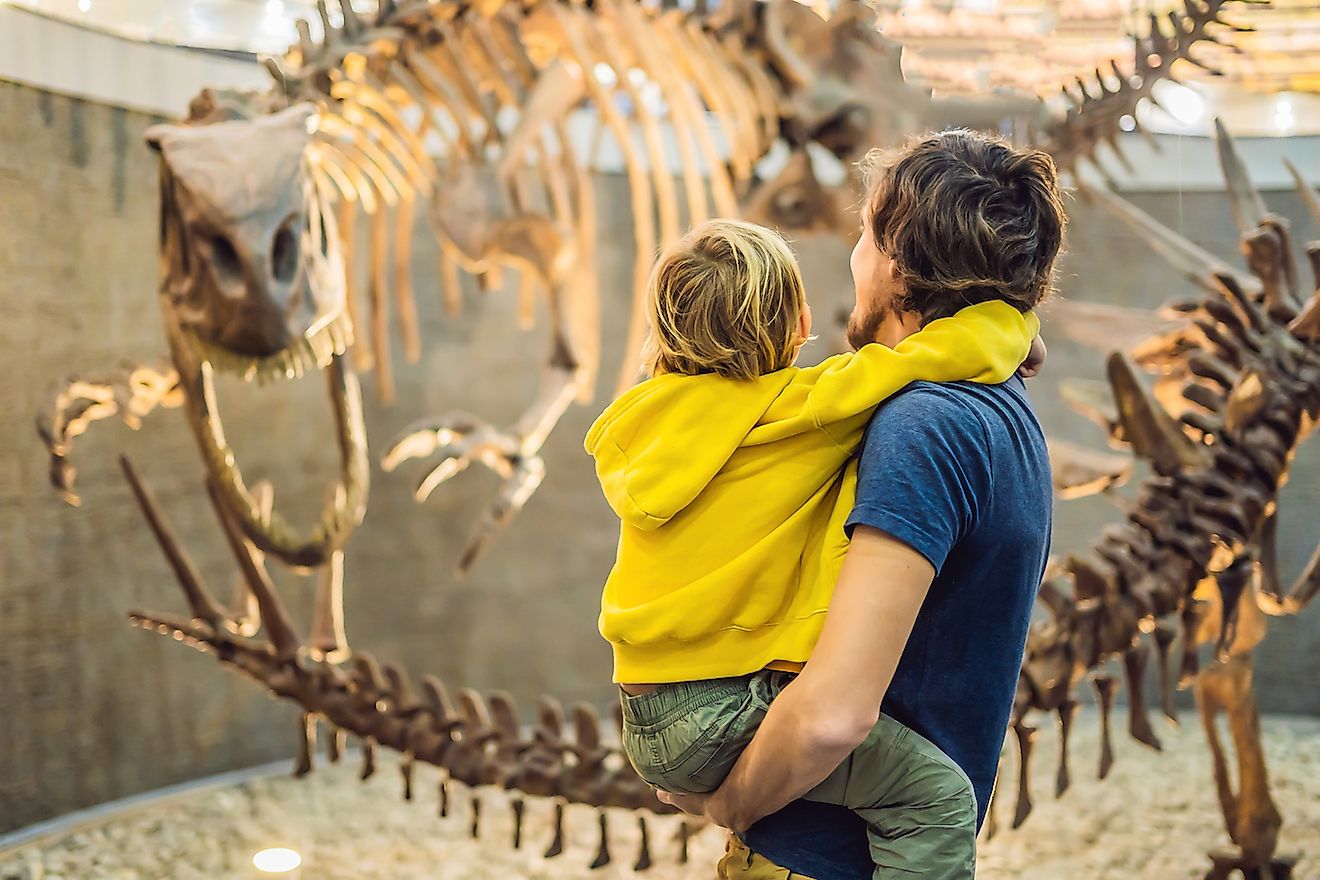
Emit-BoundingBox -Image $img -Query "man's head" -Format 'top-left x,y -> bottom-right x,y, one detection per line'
847,129 -> 1067,350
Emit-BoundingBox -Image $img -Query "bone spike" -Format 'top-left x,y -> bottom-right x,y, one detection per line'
544,801 -> 566,858
1055,700 -> 1078,797
353,650 -> 389,692
1277,538 -> 1320,615
1076,179 -> 1246,294
1152,621 -> 1180,724
393,196 -> 422,364
572,702 -> 603,752
1283,157 -> 1320,229
361,737 -> 377,780
615,1 -> 709,228
1242,221 -> 1300,314
512,798 -> 525,849
1048,438 -> 1133,500
439,244 -> 464,317
384,662 -> 421,715
1059,378 -> 1119,435
1214,118 -> 1268,236
1123,642 -> 1163,750
547,8 -> 656,399
316,0 -> 335,45
118,455 -> 228,626
1011,722 -> 1036,828
589,812 -> 611,869
676,820 -> 692,864
517,270 -> 537,331
327,724 -> 346,762
336,198 -> 373,372
634,815 -> 652,872
296,713 -> 316,777
1108,352 -> 1210,475
337,0 -> 363,38
1092,674 -> 1117,779
1214,557 -> 1254,660
310,548 -> 348,659
488,691 -> 522,739
368,205 -> 395,404
204,478 -> 303,660
1179,601 -> 1202,689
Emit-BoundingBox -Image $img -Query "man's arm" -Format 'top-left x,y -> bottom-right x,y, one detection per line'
661,525 -> 933,832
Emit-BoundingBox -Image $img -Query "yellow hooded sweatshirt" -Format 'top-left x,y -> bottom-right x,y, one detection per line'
586,300 -> 1039,684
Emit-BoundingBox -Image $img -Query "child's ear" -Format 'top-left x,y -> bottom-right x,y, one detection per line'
797,304 -> 813,344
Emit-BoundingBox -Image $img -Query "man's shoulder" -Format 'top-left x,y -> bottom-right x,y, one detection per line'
870,377 -> 1032,431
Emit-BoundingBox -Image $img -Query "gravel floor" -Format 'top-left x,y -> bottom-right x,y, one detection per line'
2,710 -> 1316,880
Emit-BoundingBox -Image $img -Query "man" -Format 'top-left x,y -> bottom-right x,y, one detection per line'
658,129 -> 1064,878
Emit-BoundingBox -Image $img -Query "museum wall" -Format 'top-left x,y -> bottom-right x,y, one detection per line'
1,81 -> 1317,833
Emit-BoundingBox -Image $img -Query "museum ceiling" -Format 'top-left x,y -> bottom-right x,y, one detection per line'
4,0 -> 1318,95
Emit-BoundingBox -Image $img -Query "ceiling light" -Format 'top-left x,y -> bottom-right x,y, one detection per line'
1274,98 -> 1294,134
1157,83 -> 1205,126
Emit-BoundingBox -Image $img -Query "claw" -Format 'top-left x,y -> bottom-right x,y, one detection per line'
381,412 -> 482,474
383,411 -> 547,575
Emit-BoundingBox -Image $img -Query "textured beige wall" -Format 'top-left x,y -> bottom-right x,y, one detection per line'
1,81 -> 1317,833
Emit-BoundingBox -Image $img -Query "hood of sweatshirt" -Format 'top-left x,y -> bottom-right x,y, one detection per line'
584,370 -> 796,531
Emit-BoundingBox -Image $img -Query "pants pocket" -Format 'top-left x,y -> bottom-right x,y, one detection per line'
621,683 -> 767,795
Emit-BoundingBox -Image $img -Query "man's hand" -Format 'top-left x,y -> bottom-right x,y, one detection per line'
656,789 -> 747,832
1018,334 -> 1046,379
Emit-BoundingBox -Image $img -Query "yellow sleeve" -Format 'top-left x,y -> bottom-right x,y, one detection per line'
758,300 -> 1037,444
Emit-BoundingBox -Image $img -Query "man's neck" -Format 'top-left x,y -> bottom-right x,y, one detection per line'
874,311 -> 923,349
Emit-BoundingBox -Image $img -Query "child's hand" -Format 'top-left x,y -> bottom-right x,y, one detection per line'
1018,335 -> 1046,379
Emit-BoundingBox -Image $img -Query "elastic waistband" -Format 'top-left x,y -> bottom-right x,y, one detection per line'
618,674 -> 752,728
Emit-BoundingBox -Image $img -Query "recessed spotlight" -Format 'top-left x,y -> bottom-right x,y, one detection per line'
253,848 -> 302,874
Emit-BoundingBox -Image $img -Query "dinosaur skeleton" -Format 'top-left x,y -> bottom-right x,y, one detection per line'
35,0 -> 1319,875
40,0 -> 1248,573
992,122 -> 1320,880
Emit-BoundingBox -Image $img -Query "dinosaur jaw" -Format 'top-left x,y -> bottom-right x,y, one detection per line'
172,310 -> 369,569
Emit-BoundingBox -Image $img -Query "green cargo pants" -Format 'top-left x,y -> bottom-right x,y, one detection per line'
620,670 -> 977,880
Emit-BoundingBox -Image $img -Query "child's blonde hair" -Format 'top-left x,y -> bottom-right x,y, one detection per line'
642,219 -> 807,381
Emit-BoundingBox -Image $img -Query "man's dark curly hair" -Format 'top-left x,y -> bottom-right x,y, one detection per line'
861,129 -> 1067,324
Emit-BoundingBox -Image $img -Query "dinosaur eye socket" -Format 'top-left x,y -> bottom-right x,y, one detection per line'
272,216 -> 299,283
209,233 -> 242,282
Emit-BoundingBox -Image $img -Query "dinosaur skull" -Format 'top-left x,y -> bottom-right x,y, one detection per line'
746,0 -> 928,236
147,105 -> 367,568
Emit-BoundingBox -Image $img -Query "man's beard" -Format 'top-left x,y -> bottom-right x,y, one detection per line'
846,301 -> 894,351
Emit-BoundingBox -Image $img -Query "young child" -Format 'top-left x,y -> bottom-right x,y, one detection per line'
585,219 -> 1038,877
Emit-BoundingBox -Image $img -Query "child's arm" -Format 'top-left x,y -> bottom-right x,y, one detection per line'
763,300 -> 1039,440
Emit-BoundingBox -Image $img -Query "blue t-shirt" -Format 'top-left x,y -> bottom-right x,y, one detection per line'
741,377 -> 1052,879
